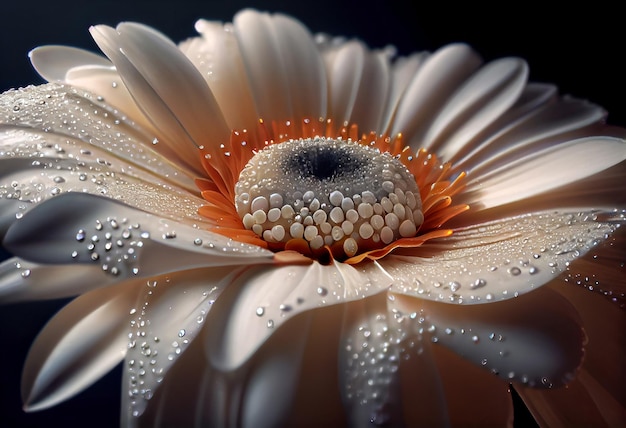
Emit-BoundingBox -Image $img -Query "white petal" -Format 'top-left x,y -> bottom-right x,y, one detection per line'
122,268 -> 231,418
390,44 -> 482,143
29,45 -> 112,82
423,57 -> 528,156
0,128 -> 206,230
0,257 -> 119,302
0,83 -> 198,192
324,40 -> 366,124
463,137 -> 626,209
340,297 -> 400,425
239,312 -> 312,428
349,50 -> 390,132
3,193 -> 273,278
459,96 -> 609,174
233,10 -> 327,122
393,285 -> 585,388
385,210 -> 622,304
181,20 -> 258,131
90,23 -> 229,172
21,280 -> 139,411
205,260 -> 392,370
379,52 -> 428,133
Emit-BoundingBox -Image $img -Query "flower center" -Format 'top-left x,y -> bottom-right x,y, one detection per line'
234,137 -> 423,258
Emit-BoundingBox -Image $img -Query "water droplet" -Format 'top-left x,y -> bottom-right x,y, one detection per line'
177,329 -> 186,338
508,267 -> 521,276
317,286 -> 328,296
256,306 -> 265,316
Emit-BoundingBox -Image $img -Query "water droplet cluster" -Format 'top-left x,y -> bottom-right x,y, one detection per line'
0,83 -> 204,224
235,137 -> 423,258
126,277 -> 220,417
388,211 -> 622,304
73,217 -> 144,276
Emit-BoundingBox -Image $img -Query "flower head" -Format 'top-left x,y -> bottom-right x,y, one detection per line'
1,9 -> 625,427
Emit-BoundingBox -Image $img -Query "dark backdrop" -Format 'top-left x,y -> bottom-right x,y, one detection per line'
1,1 -> 623,427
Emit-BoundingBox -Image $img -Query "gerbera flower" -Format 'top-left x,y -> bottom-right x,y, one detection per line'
1,8 -> 625,427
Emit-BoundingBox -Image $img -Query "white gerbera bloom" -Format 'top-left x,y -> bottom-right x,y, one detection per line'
1,8 -> 625,427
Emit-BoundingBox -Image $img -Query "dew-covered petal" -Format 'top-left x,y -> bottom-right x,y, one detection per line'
0,257 -> 119,302
205,259 -> 392,370
21,280 -> 140,411
121,267 -> 233,419
90,23 -> 229,172
180,19 -> 258,131
233,10 -> 327,122
389,44 -> 482,144
393,284 -> 585,388
3,192 -> 273,278
0,127 -> 207,236
421,57 -> 528,156
462,137 -> 626,210
131,307 -> 313,428
339,295 -> 405,426
385,210 -> 622,304
0,83 -> 198,192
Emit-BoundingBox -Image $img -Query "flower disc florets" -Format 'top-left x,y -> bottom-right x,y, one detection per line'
234,137 -> 424,258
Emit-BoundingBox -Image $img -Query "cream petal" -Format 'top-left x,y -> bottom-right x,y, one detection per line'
132,308 -> 313,428
548,251 -> 626,408
0,83 -> 198,192
430,343 -> 513,427
90,23 -> 229,172
29,45 -> 112,82
64,66 -> 163,137
0,257 -> 119,302
180,19 -> 258,131
455,92 -> 607,172
385,210 -> 622,304
517,371 -> 626,427
3,193 -> 273,278
422,57 -> 528,156
205,260 -> 392,370
323,40 -> 366,125
389,44 -> 482,144
239,312 -> 312,428
339,296 -> 402,426
393,284 -> 585,388
447,82 -> 558,166
233,10 -> 327,122
348,50 -> 390,133
379,52 -> 428,133
463,137 -> 626,210
31,46 -> 197,168
21,280 -> 140,411
121,268 -> 233,419
0,128 -> 207,230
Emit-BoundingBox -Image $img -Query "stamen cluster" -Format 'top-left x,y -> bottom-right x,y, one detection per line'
234,137 -> 424,257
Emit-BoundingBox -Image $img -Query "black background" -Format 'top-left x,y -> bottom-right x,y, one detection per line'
0,1 -> 623,427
